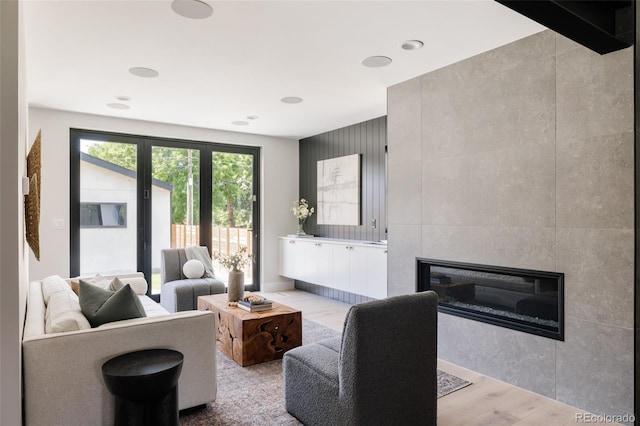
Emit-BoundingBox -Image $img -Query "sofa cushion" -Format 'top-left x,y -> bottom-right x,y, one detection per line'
160,278 -> 226,313
79,280 -> 147,327
45,290 -> 91,333
138,295 -> 171,317
42,275 -> 73,304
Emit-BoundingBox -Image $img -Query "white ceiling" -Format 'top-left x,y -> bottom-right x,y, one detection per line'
23,1 -> 545,140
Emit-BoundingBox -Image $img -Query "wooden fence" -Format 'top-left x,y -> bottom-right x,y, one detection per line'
171,224 -> 253,256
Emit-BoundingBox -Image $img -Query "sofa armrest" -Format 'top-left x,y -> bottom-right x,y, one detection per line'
23,311 -> 216,426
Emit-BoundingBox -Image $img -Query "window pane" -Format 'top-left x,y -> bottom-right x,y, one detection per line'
151,146 -> 200,295
100,204 -> 119,226
212,152 -> 253,285
80,203 -> 101,227
80,203 -> 126,227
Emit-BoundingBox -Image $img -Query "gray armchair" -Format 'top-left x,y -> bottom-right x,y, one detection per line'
283,291 -> 438,426
160,248 -> 226,312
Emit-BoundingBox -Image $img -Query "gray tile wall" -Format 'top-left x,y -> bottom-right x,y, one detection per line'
635,4 -> 640,416
387,77 -> 422,296
387,30 -> 634,417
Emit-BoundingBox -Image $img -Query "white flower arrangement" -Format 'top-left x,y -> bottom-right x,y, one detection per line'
291,199 -> 315,221
213,246 -> 251,272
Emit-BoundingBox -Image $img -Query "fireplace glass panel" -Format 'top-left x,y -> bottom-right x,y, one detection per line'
417,259 -> 563,340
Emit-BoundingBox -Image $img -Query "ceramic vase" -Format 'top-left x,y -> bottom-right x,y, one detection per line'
228,270 -> 244,302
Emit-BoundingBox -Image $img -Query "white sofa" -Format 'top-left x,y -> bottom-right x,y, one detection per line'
22,272 -> 217,426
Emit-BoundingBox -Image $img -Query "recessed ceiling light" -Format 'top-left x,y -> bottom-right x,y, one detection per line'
129,67 -> 159,78
362,56 -> 392,68
281,97 -> 303,104
247,115 -> 259,120
116,95 -> 131,102
231,121 -> 249,126
401,40 -> 424,51
107,103 -> 130,110
171,0 -> 213,19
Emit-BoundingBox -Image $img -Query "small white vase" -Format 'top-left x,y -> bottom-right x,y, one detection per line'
228,270 -> 245,302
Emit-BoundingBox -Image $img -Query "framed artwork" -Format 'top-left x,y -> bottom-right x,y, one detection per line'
317,153 -> 361,226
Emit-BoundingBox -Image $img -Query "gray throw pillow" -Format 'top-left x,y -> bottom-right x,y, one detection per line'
108,276 -> 127,291
79,279 -> 147,327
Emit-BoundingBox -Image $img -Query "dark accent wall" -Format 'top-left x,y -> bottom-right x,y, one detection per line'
299,116 -> 387,242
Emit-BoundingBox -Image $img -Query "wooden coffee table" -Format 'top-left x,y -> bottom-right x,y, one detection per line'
197,293 -> 302,367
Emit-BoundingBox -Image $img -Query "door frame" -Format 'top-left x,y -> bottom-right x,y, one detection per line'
70,128 -> 261,295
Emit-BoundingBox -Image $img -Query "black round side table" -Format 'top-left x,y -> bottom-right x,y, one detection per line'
102,349 -> 184,426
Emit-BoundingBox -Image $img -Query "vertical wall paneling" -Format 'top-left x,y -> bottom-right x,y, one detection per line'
299,116 -> 387,242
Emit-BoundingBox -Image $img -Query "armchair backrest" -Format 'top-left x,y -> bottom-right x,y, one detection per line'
160,248 -> 189,284
339,291 -> 438,425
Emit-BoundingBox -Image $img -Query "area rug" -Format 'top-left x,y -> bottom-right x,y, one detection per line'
179,319 -> 470,425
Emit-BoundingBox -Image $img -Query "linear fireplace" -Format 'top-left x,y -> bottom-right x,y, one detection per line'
416,258 -> 564,340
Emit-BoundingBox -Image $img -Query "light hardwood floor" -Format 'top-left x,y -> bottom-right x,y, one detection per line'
260,289 -> 616,426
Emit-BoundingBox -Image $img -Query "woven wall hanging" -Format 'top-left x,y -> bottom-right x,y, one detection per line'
25,130 -> 41,261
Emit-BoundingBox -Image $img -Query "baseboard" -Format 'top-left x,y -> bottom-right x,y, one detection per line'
295,280 -> 374,305
261,280 -> 295,292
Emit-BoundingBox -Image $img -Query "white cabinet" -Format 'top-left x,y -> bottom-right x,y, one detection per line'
300,240 -> 317,283
343,245 -> 368,296
344,245 -> 387,299
279,238 -> 304,278
280,239 -> 334,287
302,240 -> 333,286
279,237 -> 387,299
332,244 -> 352,292
366,247 -> 388,299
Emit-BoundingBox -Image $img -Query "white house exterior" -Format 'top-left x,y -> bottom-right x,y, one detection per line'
79,153 -> 172,276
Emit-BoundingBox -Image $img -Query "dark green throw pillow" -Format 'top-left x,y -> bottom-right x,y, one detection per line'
79,279 -> 147,327
108,276 -> 127,292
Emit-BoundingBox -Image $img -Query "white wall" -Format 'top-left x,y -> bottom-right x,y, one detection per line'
0,1 -> 27,425
28,107 -> 299,290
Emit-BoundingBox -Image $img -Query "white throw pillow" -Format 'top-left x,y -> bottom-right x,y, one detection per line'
42,275 -> 73,305
45,290 -> 91,333
183,259 -> 205,279
84,273 -> 112,290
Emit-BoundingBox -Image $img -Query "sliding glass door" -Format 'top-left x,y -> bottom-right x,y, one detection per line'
150,145 -> 202,295
70,129 -> 260,298
77,138 -> 138,276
